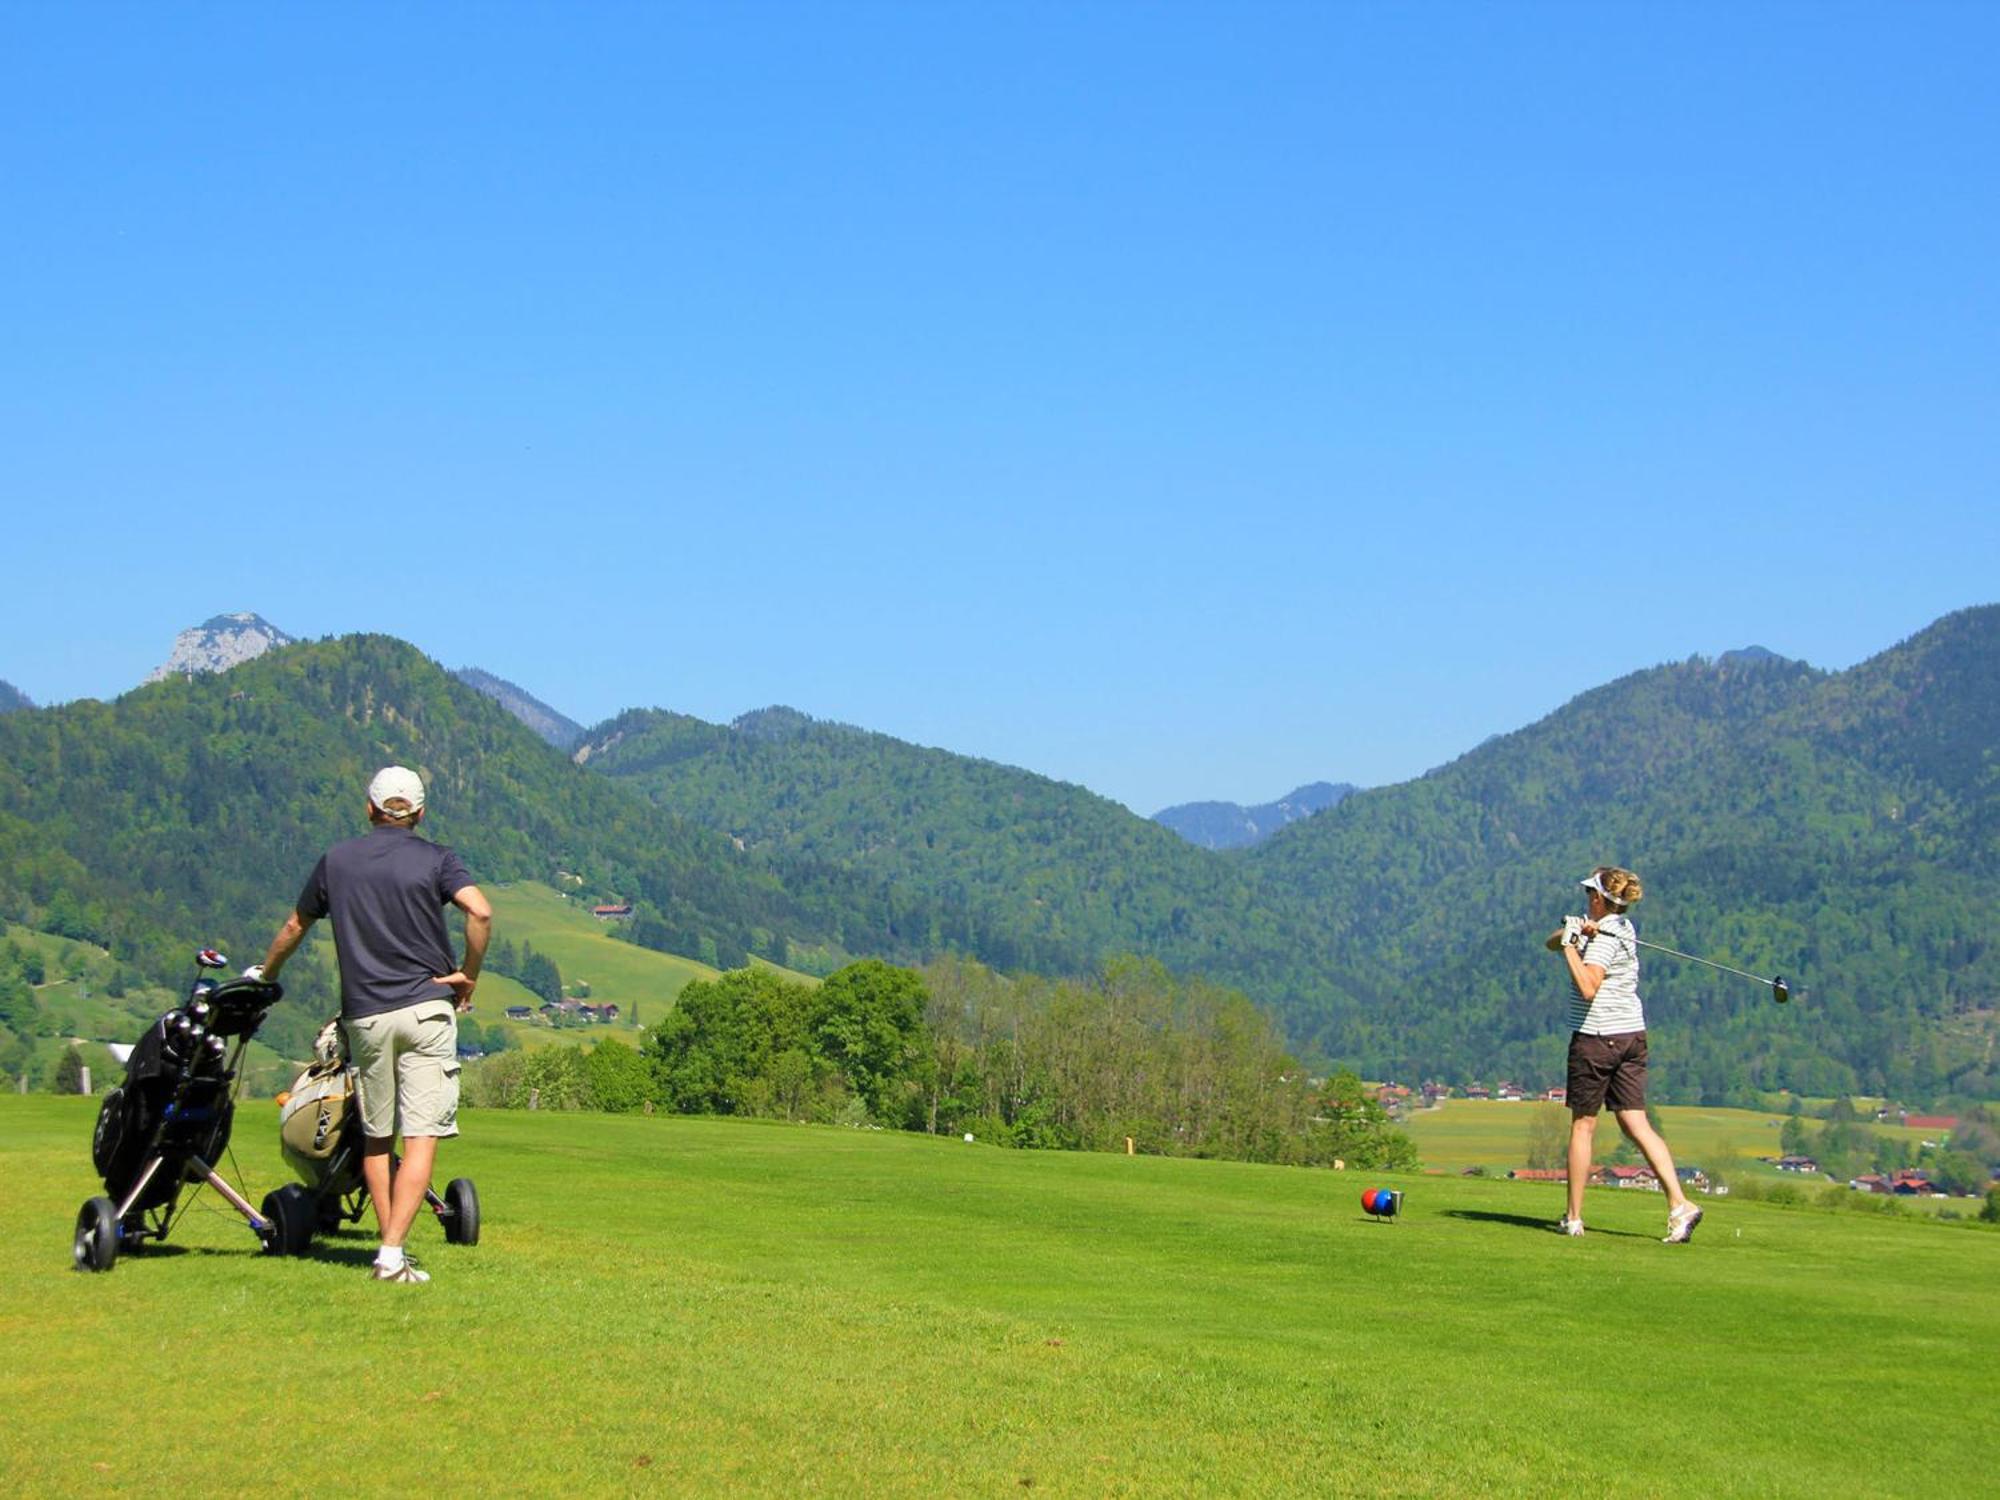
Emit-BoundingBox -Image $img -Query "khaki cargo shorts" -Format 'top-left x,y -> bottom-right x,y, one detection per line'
344,998 -> 460,1139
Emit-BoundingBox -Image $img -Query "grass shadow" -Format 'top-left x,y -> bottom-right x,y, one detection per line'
308,1244 -> 381,1267
1441,1208 -> 1651,1239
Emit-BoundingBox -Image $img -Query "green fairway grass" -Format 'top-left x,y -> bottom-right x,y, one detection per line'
8,1095 -> 1996,1496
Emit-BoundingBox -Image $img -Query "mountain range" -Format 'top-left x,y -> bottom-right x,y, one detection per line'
1152,782 -> 1359,850
454,667 -> 586,751
4,605 -> 1996,1104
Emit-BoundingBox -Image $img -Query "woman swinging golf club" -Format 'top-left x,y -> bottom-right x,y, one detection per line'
1546,866 -> 1703,1244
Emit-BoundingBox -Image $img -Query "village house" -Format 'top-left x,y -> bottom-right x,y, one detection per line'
591,902 -> 634,920
1508,1166 -> 1603,1186
1603,1165 -> 1660,1191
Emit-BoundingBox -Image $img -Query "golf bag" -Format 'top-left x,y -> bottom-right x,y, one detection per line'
276,1017 -> 483,1248
74,955 -> 294,1272
278,1021 -> 360,1191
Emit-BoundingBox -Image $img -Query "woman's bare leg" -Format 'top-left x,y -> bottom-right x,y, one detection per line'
1614,1108 -> 1690,1213
1566,1113 -> 1598,1222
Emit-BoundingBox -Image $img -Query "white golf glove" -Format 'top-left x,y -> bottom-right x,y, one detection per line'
241,963 -> 266,981
1561,916 -> 1584,949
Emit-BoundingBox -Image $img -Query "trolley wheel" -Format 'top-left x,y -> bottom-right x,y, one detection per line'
442,1177 -> 480,1246
74,1197 -> 120,1273
260,1184 -> 316,1257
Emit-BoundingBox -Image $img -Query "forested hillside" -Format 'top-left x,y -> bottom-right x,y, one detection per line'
0,680 -> 31,714
1246,606 -> 2000,1104
576,705 -> 1305,980
0,637 -> 839,1055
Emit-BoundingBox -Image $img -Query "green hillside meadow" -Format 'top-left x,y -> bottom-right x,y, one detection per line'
9,1097 -> 1996,1495
488,881 -> 723,1005
471,881 -> 810,1049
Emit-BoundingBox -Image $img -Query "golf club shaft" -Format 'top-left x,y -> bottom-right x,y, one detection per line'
1630,937 -> 1775,987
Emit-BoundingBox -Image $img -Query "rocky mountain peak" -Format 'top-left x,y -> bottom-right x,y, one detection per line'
145,612 -> 296,683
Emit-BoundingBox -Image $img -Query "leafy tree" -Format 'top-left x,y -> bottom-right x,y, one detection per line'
1309,1070 -> 1420,1172
1930,1150 -> 1991,1198
1525,1103 -> 1567,1170
1947,1117 -> 2000,1171
0,972 -> 32,1032
814,960 -> 927,1125
518,945 -> 563,1006
645,969 -> 818,1115
521,1045 -> 592,1109
54,1046 -> 85,1094
584,1038 -> 654,1113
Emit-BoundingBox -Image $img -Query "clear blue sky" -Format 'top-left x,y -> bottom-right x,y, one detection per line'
3,3 -> 1995,813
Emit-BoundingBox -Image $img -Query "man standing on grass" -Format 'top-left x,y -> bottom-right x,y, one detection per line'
256,766 -> 491,1283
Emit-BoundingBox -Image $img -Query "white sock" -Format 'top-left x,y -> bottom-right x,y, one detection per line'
376,1244 -> 405,1270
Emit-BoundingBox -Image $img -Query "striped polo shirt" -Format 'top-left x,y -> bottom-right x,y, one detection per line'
1569,912 -> 1646,1035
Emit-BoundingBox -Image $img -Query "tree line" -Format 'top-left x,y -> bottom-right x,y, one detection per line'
464,955 -> 1418,1171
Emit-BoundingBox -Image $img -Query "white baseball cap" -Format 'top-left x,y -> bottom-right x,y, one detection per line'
368,765 -> 427,815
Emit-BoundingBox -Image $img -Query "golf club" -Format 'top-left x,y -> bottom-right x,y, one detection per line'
1629,936 -> 1792,1003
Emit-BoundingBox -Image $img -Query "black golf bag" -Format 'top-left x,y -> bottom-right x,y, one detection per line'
73,952 -> 297,1272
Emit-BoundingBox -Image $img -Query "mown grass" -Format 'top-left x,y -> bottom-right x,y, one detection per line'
7,1095 -> 1997,1496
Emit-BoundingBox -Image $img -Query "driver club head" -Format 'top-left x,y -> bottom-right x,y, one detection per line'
1772,976 -> 1790,1004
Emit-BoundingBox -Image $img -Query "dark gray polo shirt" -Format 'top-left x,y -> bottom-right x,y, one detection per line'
297,824 -> 474,1020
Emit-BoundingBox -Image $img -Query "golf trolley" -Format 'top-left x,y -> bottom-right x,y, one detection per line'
276,1021 -> 480,1251
74,948 -> 291,1272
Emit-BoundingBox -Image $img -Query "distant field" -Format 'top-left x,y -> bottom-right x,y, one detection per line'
9,1095 -> 1996,1495
1404,1099 -> 1947,1175
1405,1099 -> 1789,1173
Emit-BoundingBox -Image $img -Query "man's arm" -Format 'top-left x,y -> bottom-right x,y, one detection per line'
260,910 -> 317,982
431,884 -> 492,1012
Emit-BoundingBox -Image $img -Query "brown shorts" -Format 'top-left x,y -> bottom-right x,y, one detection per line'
1567,1030 -> 1647,1115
